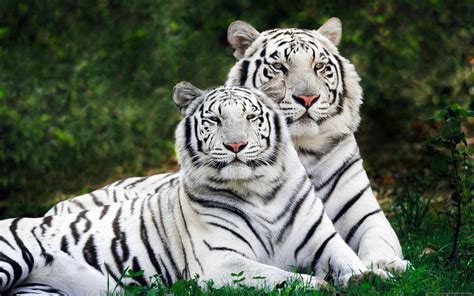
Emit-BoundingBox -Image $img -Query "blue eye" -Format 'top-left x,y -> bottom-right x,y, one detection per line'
272,63 -> 287,73
273,63 -> 283,69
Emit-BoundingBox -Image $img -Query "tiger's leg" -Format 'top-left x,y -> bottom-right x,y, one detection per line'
203,252 -> 327,289
348,211 -> 411,274
325,164 -> 410,274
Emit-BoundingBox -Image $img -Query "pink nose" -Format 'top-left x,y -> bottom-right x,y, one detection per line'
293,94 -> 320,108
223,142 -> 248,153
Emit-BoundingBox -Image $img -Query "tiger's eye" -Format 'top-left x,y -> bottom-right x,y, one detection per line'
272,63 -> 288,74
314,62 -> 325,70
273,63 -> 283,69
208,116 -> 220,124
246,114 -> 257,120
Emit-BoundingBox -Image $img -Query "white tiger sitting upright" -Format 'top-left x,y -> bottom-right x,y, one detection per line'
225,17 -> 410,273
0,82 -> 387,295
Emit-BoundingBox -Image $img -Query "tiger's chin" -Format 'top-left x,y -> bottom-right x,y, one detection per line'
289,119 -> 321,139
219,162 -> 255,181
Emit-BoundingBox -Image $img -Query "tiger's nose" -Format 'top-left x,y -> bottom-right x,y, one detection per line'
293,94 -> 320,108
223,142 -> 248,153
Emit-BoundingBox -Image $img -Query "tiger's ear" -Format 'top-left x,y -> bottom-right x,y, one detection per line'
228,21 -> 260,60
173,81 -> 203,115
317,17 -> 342,46
260,79 -> 286,103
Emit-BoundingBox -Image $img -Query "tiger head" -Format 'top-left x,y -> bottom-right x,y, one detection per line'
173,80 -> 290,186
226,18 -> 362,148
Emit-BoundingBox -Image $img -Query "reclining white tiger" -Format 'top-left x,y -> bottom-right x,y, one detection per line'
47,17 -> 410,274
0,82 -> 389,295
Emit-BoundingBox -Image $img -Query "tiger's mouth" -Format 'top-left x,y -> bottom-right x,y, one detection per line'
296,112 -> 317,123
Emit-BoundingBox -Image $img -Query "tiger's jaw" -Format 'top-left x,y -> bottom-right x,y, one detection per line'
219,161 -> 255,180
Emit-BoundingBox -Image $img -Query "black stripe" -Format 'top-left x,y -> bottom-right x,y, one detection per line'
0,266 -> 11,289
345,209 -> 382,244
91,193 -> 104,207
158,256 -> 173,288
333,184 -> 370,223
39,216 -> 53,235
111,208 -> 130,273
99,205 -> 110,220
105,263 -> 124,288
321,158 -> 362,203
130,196 -> 140,215
203,240 -> 248,258
70,199 -> 86,210
31,227 -> 53,266
178,197 -> 204,275
207,222 -> 256,257
271,176 -> 307,222
139,199 -> 167,286
131,257 -> 148,286
83,235 -> 103,273
60,236 -> 69,255
0,252 -> 22,289
184,117 -> 198,164
239,60 -> 250,86
10,218 -> 34,272
70,211 -> 90,244
294,210 -> 324,259
0,235 -> 15,250
311,232 -> 337,268
313,153 -> 359,191
147,197 -> 180,282
186,188 -> 270,256
11,283 -> 68,295
276,184 -> 312,242
124,176 -> 149,189
252,59 -> 261,88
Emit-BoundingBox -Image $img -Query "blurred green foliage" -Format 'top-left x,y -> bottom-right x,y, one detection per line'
0,1 -> 472,217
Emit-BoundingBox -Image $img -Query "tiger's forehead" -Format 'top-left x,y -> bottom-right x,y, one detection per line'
258,28 -> 327,61
201,87 -> 263,114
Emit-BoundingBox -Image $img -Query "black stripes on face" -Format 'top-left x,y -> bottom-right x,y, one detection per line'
182,87 -> 280,172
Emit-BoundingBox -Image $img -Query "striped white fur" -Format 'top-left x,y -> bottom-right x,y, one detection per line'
225,18 -> 409,273
1,83 -> 389,295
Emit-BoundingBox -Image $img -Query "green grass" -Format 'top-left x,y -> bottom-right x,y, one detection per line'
106,216 -> 473,296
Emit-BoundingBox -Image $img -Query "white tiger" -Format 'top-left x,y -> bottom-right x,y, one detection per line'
0,82 -> 389,295
46,17 -> 409,274
225,17 -> 409,273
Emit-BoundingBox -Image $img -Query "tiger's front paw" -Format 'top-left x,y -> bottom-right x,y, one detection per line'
337,268 -> 392,287
298,274 -> 329,290
364,257 -> 411,274
336,269 -> 366,288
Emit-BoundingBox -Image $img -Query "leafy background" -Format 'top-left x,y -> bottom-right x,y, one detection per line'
0,1 -> 472,217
